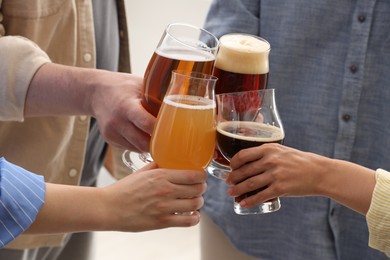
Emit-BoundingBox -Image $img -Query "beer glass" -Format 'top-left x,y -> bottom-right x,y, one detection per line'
216,89 -> 284,215
207,33 -> 271,179
122,23 -> 219,170
150,70 -> 217,172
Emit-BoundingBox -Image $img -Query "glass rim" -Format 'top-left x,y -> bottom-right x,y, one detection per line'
172,69 -> 219,82
165,22 -> 220,52
219,33 -> 271,52
216,88 -> 274,98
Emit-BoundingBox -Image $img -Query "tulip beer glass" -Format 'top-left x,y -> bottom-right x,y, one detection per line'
216,89 -> 284,215
207,33 -> 271,179
122,23 -> 219,170
150,70 -> 217,171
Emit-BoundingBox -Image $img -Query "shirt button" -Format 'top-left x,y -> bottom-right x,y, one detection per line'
69,169 -> 78,178
342,114 -> 351,122
350,65 -> 358,73
358,15 -> 366,23
83,53 -> 92,62
79,115 -> 88,121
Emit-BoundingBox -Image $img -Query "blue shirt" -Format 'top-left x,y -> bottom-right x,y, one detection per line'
0,158 -> 45,248
203,0 -> 390,259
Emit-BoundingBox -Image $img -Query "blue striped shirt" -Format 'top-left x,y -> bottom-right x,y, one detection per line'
0,157 -> 45,248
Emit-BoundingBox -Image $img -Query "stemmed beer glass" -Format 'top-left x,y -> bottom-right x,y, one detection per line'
216,89 -> 285,215
122,23 -> 219,170
207,33 -> 271,179
151,70 -> 217,171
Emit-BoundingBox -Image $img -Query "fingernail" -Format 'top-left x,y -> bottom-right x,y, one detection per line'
226,177 -> 233,185
240,200 -> 247,208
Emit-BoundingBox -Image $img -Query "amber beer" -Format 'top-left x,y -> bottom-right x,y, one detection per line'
212,34 -> 271,165
142,47 -> 215,117
150,95 -> 216,171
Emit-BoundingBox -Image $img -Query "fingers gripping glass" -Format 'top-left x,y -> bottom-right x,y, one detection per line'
216,89 -> 284,215
150,70 -> 217,214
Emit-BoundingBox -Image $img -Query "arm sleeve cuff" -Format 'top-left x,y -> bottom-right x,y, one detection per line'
366,168 -> 390,257
0,157 -> 46,248
0,36 -> 51,121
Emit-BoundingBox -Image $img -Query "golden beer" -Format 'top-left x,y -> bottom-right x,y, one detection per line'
150,94 -> 216,171
123,23 -> 219,170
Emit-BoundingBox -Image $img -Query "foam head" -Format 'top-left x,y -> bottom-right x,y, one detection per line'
215,34 -> 270,74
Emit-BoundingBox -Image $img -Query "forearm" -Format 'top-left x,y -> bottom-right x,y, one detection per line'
25,165 -> 207,234
229,144 -> 377,215
25,63 -> 97,117
316,157 -> 376,215
25,183 -> 111,234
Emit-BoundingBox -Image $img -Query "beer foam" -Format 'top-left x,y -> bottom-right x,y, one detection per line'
215,34 -> 270,74
164,95 -> 216,110
217,121 -> 284,142
157,47 -> 215,62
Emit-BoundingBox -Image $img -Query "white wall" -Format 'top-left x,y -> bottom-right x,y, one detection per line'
125,0 -> 213,75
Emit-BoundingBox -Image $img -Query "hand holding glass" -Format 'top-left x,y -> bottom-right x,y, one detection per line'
216,89 -> 284,215
122,23 -> 219,171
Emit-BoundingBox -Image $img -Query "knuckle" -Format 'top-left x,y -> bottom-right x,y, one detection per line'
245,178 -> 257,189
269,183 -> 283,196
154,201 -> 171,213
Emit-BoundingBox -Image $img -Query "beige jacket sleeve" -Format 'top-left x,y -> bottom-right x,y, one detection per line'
104,145 -> 133,180
0,36 -> 50,121
366,169 -> 390,257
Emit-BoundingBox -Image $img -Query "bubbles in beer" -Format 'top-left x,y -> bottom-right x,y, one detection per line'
217,121 -> 284,142
156,47 -> 215,62
164,95 -> 216,110
216,121 -> 284,161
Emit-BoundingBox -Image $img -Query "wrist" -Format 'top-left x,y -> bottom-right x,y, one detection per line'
300,152 -> 335,197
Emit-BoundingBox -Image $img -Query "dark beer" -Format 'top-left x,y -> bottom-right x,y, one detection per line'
142,47 -> 215,117
216,121 -> 284,161
213,68 -> 269,95
216,121 -> 284,203
213,34 -> 271,165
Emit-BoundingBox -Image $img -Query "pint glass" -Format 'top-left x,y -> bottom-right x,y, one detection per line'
207,33 -> 271,179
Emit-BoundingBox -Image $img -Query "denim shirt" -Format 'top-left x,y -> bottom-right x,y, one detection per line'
203,0 -> 390,259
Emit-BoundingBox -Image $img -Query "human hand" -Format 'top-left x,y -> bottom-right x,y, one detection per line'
26,64 -> 155,152
90,71 -> 155,152
101,162 -> 207,231
226,143 -> 325,208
